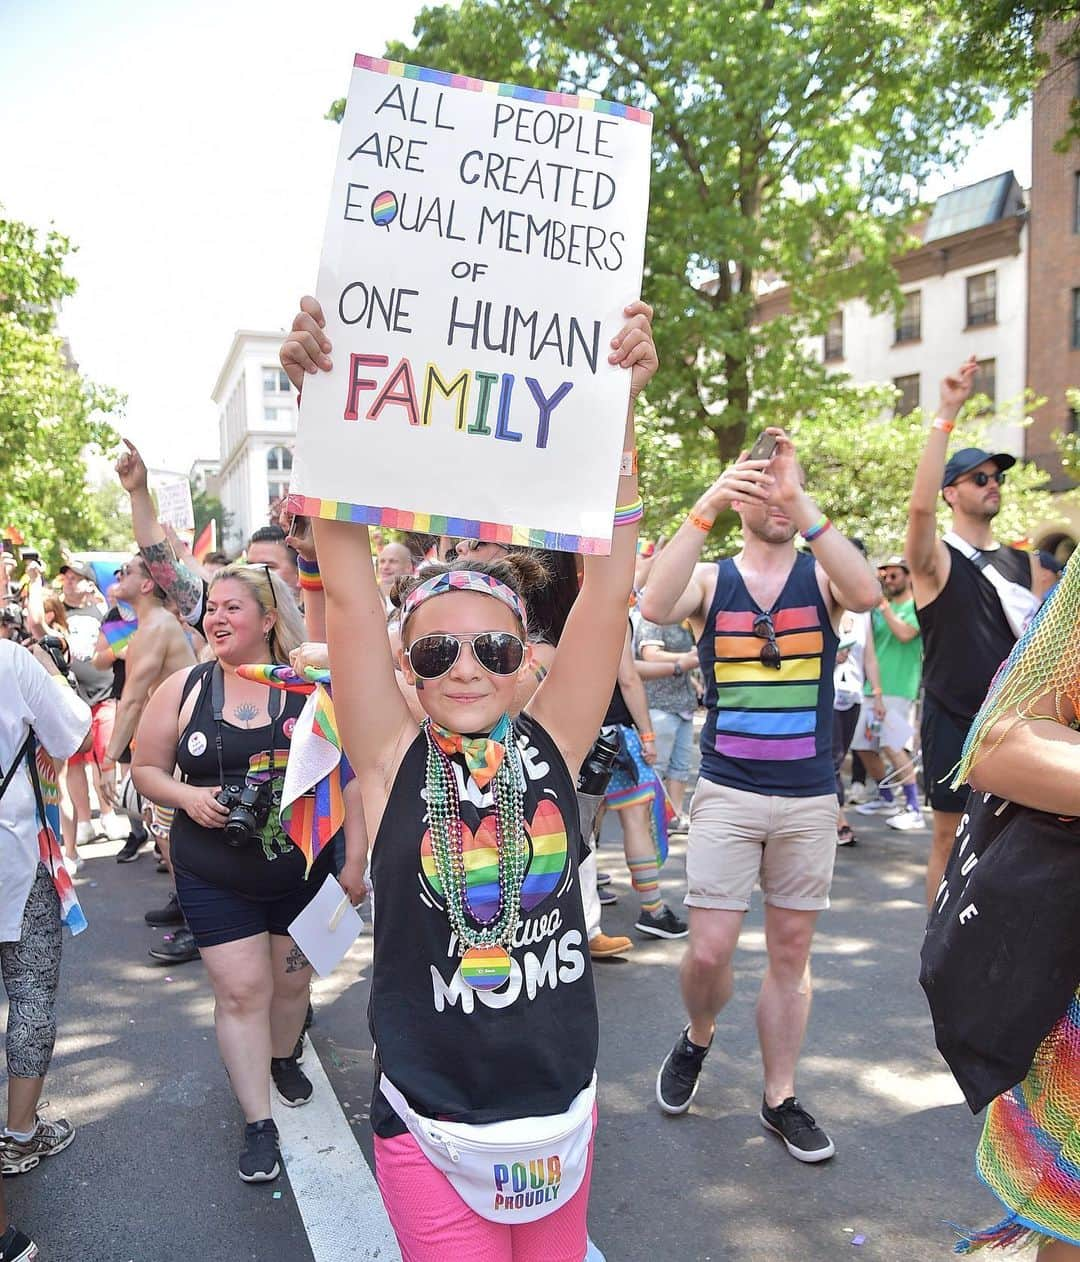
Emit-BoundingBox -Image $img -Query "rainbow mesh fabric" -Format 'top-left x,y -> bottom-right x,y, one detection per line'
956,987 -> 1080,1252
953,549 -> 1080,786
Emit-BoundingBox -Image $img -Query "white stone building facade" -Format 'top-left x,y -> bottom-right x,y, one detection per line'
211,331 -> 297,552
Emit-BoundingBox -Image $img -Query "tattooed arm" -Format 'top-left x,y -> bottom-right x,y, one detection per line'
117,438 -> 207,624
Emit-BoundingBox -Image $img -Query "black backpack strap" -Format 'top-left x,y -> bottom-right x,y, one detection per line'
0,732 -> 34,805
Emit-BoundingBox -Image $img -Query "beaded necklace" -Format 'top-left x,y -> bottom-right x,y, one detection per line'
423,716 -> 528,953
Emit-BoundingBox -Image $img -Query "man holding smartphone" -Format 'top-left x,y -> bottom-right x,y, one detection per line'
642,430 -> 878,1161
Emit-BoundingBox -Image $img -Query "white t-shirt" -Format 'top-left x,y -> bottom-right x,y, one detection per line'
833,611 -> 869,711
0,640 -> 91,941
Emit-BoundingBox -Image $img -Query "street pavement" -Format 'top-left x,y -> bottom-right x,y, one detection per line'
4,808 -> 1001,1262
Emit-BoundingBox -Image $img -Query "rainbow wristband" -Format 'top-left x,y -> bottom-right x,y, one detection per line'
614,496 -> 644,527
801,515 -> 831,543
297,556 -> 323,591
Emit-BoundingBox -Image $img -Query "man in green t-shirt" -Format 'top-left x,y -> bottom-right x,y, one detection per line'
852,558 -> 925,830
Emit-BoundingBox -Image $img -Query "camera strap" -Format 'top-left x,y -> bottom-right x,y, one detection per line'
210,662 -> 283,787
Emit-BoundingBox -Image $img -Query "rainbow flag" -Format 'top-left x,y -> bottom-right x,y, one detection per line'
193,519 -> 217,563
238,663 -> 346,872
34,746 -> 87,935
236,663 -> 331,692
102,617 -> 138,657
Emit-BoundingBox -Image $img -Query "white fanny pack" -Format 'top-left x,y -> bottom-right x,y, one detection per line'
379,1072 -> 596,1223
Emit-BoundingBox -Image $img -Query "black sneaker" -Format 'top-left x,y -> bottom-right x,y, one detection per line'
0,1226 -> 39,1261
148,927 -> 199,964
635,904 -> 689,939
271,1055 -> 313,1107
656,1026 -> 711,1114
291,1032 -> 305,1063
144,892 -> 184,925
760,1096 -> 835,1163
598,886 -> 617,906
238,1119 -> 281,1182
116,833 -> 147,863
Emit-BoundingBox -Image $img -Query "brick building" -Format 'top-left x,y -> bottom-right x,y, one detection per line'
1026,19 -> 1080,500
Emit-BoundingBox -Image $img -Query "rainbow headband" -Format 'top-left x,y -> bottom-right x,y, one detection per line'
400,570 -> 527,633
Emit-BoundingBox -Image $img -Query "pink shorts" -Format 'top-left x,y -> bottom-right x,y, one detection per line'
374,1108 -> 597,1262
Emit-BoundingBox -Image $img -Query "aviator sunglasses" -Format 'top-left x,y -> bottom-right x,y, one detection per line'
407,631 -> 526,680
958,470 -> 1007,488
752,612 -> 783,670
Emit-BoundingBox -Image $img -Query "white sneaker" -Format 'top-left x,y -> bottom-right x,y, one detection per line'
62,854 -> 80,877
854,798 -> 898,815
886,809 -> 926,831
846,781 -> 877,805
100,813 -> 130,841
75,820 -> 97,845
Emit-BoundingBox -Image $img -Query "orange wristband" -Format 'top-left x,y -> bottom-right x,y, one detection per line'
932,417 -> 955,434
639,730 -> 655,742
688,512 -> 714,533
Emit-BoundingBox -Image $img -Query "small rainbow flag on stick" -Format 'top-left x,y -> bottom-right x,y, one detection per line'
236,664 -> 330,692
102,617 -> 138,657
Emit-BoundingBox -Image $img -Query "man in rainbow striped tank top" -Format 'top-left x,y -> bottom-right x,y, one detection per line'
641,429 -> 879,1162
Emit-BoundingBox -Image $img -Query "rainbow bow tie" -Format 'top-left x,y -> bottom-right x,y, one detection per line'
429,715 -> 512,789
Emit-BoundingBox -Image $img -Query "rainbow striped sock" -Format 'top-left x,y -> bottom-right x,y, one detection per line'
627,856 -> 662,914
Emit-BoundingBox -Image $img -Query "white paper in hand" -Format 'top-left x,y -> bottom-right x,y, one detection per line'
287,877 -> 362,977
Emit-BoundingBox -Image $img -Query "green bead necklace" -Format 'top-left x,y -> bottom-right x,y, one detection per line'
423,718 -> 528,953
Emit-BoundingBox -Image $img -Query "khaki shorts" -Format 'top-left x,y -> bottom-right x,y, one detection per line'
685,778 -> 838,912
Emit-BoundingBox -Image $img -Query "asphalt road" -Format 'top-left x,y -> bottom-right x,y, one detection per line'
3,809 -> 1001,1262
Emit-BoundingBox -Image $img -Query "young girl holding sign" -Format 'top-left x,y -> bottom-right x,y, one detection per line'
280,295 -> 656,1260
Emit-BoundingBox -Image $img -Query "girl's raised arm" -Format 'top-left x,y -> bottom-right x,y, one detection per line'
314,518 -> 417,789
530,302 -> 657,778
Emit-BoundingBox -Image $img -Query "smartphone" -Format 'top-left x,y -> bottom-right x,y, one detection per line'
748,431 -> 778,462
21,549 -> 39,564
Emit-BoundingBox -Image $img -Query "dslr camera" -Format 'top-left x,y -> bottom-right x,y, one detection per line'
216,775 -> 273,847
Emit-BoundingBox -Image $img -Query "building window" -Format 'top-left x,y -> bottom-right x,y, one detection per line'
263,367 -> 291,394
267,446 -> 293,505
972,358 -> 996,413
823,312 -> 844,362
895,291 -> 921,343
893,373 -> 921,416
966,271 -> 997,327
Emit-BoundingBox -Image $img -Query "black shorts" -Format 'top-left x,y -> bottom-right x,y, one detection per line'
173,864 -> 329,949
920,693 -> 974,814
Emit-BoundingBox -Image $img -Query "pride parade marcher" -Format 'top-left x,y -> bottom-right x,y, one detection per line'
923,549 -> 1080,1259
642,434 -> 879,1160
284,294 -> 656,1260
131,563 -> 361,1182
904,358 -> 1037,905
0,638 -> 90,1186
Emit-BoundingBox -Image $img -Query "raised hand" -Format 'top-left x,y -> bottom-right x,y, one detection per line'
939,356 -> 978,418
608,300 -> 658,399
697,453 -> 774,519
116,438 -> 149,494
280,296 -> 332,392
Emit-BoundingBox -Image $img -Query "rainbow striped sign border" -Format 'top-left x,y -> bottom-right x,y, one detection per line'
353,53 -> 653,125
288,493 -> 612,555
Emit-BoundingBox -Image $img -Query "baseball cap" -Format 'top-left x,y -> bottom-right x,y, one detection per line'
1037,550 -> 1065,575
58,559 -> 96,583
878,555 -> 910,572
942,447 -> 1016,489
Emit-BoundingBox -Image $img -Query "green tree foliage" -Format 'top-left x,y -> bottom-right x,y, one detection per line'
642,386 -> 1068,560
191,482 -> 232,542
0,210 -> 121,569
951,5 -> 1080,145
330,0 -> 1033,462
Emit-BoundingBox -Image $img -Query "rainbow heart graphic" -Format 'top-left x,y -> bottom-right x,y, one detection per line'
420,798 -> 569,920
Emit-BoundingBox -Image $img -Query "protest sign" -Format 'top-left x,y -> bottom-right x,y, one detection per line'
288,54 -> 653,554
152,478 -> 195,532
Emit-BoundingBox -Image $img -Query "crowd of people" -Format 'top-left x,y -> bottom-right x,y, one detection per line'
0,299 -> 1076,1261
